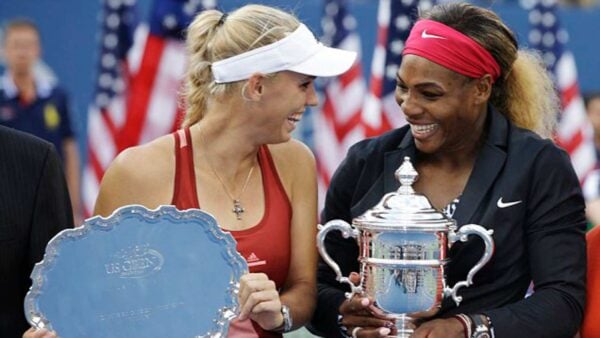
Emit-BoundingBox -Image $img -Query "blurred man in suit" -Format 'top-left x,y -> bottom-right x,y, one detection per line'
0,125 -> 73,337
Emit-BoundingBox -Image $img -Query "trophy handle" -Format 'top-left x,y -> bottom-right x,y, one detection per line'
317,220 -> 363,298
444,224 -> 495,306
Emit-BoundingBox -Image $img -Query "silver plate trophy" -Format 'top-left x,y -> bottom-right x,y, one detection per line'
317,157 -> 495,337
24,205 -> 248,338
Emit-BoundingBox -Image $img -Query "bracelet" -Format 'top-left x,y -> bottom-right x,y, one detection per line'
454,314 -> 472,338
271,304 -> 293,333
484,315 -> 495,338
468,314 -> 491,338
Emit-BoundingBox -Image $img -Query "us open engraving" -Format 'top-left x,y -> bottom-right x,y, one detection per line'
104,244 -> 164,278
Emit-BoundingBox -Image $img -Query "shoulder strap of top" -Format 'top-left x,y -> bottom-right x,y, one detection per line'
171,128 -> 199,209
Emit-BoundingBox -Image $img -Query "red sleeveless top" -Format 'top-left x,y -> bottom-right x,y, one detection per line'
171,128 -> 291,337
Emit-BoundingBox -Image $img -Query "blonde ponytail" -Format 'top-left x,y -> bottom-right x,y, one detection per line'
497,50 -> 558,138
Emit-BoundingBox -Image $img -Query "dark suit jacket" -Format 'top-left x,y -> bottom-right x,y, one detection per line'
309,108 -> 587,338
0,125 -> 73,338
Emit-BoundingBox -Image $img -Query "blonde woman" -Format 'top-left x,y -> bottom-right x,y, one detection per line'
24,4 -> 356,338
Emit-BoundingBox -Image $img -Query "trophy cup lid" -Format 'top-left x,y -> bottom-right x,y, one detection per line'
353,156 -> 454,231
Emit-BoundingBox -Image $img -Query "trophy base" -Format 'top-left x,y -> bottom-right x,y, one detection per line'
380,306 -> 443,337
385,332 -> 413,338
387,314 -> 415,338
388,328 -> 413,338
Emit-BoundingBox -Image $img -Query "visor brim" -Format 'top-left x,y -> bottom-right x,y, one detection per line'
289,45 -> 357,78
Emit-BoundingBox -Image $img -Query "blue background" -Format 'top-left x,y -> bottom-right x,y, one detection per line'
1,0 -> 599,146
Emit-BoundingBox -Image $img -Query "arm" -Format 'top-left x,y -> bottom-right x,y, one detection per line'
483,146 -> 586,337
56,89 -> 80,225
62,137 -> 81,225
280,141 -> 318,330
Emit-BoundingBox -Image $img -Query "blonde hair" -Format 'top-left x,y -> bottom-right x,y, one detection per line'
421,2 -> 558,138
182,5 -> 300,127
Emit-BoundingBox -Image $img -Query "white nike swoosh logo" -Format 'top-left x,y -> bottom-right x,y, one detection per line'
421,30 -> 446,39
497,197 -> 522,208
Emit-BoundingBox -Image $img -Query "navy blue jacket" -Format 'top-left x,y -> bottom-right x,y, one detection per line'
0,75 -> 74,160
309,108 -> 587,338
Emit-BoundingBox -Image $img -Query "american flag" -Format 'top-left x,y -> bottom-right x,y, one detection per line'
526,0 -> 595,181
314,0 -> 367,205
362,0 -> 434,137
82,0 -> 216,216
314,0 -> 435,205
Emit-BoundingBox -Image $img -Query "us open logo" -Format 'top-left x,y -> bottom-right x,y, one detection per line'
104,244 -> 164,278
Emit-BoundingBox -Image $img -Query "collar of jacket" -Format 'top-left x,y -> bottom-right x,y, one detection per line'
383,105 -> 511,224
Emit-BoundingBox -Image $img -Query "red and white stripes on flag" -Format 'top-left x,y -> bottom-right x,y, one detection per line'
362,0 -> 433,137
363,0 -> 401,138
315,0 -> 368,205
314,0 -> 433,205
554,51 -> 596,181
527,0 -> 595,182
82,0 -> 214,216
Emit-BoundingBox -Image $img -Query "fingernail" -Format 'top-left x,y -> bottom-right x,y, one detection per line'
385,321 -> 395,328
361,298 -> 370,306
379,327 -> 391,336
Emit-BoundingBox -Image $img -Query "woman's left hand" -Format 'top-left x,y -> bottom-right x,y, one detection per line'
237,273 -> 284,331
411,317 -> 465,338
22,328 -> 57,338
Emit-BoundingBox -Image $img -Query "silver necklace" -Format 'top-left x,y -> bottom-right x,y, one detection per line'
200,130 -> 256,220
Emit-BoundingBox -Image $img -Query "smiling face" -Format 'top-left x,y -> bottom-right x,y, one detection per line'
257,71 -> 318,143
395,54 -> 489,156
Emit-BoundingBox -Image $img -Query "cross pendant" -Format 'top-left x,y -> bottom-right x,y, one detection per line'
232,199 -> 244,220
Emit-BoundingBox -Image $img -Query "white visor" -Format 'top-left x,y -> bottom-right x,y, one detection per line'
211,23 -> 357,83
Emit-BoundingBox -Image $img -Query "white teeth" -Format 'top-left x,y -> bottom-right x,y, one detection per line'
411,124 -> 438,133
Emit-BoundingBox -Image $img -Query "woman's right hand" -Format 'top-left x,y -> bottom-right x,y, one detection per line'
22,328 -> 57,338
237,272 -> 283,331
338,273 -> 395,338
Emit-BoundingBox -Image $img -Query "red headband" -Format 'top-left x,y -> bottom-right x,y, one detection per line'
402,19 -> 501,82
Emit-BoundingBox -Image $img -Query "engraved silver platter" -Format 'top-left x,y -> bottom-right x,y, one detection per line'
24,205 -> 248,338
